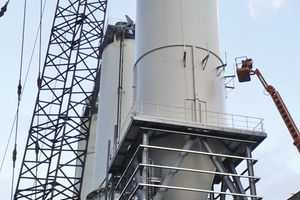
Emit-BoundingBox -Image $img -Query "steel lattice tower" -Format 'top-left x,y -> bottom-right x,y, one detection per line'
14,0 -> 107,199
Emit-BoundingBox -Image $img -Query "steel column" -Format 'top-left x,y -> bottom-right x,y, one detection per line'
201,139 -> 247,200
220,181 -> 227,200
246,145 -> 257,199
133,157 -> 142,199
142,132 -> 149,200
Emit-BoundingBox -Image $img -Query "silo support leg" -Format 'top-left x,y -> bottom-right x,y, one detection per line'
153,136 -> 196,200
246,145 -> 257,199
133,157 -> 143,199
142,132 -> 149,200
201,139 -> 247,200
220,181 -> 227,200
210,185 -> 215,200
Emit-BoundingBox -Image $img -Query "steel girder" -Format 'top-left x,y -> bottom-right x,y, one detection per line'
109,126 -> 263,200
14,0 -> 107,199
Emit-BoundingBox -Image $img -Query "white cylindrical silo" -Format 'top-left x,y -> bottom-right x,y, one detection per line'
134,0 -> 225,114
134,1 -> 225,199
92,31 -> 135,190
77,113 -> 98,200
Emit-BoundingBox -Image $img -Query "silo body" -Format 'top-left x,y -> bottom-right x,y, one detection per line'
93,36 -> 135,189
135,0 -> 225,199
76,114 -> 97,199
135,0 -> 225,113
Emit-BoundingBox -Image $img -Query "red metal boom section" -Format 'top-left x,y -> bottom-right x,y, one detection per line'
254,69 -> 300,153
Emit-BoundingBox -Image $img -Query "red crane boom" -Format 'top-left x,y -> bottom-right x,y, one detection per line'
236,58 -> 300,153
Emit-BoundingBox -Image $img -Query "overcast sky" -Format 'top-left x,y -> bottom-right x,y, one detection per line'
0,0 -> 300,199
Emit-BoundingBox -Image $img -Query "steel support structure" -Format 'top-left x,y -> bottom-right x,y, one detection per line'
108,126 -> 264,200
142,133 -> 149,200
14,0 -> 107,199
246,145 -> 257,200
153,137 -> 195,200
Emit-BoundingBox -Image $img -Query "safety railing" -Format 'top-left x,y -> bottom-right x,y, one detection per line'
117,102 -> 264,146
108,102 -> 264,199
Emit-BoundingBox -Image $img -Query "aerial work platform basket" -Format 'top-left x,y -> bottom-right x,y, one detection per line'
237,67 -> 251,82
236,57 -> 253,82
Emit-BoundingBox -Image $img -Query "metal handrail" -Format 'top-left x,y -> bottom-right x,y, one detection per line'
114,101 -> 265,161
119,101 -> 264,136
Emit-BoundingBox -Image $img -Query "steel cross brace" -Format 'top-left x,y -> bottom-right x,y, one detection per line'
201,139 -> 248,200
153,136 -> 196,200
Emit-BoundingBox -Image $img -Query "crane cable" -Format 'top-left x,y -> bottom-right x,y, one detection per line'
0,0 -> 49,177
0,0 -> 9,18
10,0 -> 27,199
33,0 -> 43,198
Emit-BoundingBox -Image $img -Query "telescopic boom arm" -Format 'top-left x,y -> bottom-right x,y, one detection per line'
236,58 -> 300,153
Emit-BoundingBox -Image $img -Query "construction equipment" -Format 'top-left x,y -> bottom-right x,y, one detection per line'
14,1 -> 107,199
236,57 -> 300,153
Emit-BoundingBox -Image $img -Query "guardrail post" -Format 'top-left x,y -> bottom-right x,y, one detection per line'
172,107 -> 174,120
141,102 -> 144,115
132,101 -> 136,116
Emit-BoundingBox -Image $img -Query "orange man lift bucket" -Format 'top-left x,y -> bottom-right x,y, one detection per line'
236,58 -> 253,82
237,67 -> 251,82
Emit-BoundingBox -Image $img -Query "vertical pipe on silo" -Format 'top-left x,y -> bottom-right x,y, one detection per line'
116,29 -> 125,143
93,33 -> 135,190
105,140 -> 110,200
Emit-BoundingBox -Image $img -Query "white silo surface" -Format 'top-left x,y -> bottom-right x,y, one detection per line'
135,0 -> 225,199
76,114 -> 98,199
135,0 -> 225,113
93,37 -> 135,190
